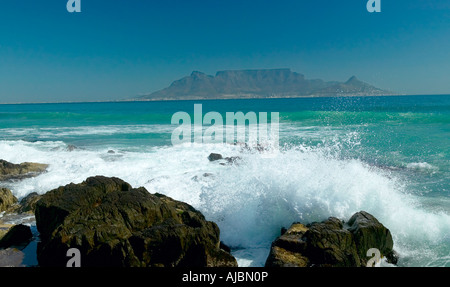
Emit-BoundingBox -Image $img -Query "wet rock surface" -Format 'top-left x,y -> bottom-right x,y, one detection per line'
0,159 -> 48,181
0,187 -> 18,212
265,211 -> 397,267
0,224 -> 33,249
35,176 -> 237,267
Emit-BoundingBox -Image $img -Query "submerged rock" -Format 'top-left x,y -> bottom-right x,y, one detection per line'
221,156 -> 241,165
66,145 -> 78,152
35,176 -> 237,267
0,248 -> 25,267
265,211 -> 397,267
0,160 -> 48,181
207,153 -> 241,165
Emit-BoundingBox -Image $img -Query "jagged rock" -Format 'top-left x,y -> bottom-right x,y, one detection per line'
347,211 -> 398,265
35,176 -> 237,267
208,153 -> 223,161
265,211 -> 397,267
0,224 -> 33,249
222,156 -> 241,165
208,153 -> 241,165
18,192 -> 42,214
0,187 -> 18,212
304,217 -> 361,267
0,159 -> 48,181
265,223 -> 310,267
66,145 -> 78,152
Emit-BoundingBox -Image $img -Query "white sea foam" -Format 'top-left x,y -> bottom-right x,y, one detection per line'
0,125 -> 175,139
406,162 -> 438,171
0,139 -> 449,267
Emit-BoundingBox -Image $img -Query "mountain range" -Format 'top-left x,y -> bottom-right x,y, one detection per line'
133,69 -> 393,101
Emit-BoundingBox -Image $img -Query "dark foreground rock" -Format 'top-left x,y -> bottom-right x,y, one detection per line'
0,159 -> 48,181
0,224 -> 13,241
347,211 -> 398,265
265,211 -> 398,267
35,176 -> 237,267
0,224 -> 33,249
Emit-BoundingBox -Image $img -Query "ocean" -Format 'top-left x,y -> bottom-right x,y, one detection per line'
0,95 -> 449,267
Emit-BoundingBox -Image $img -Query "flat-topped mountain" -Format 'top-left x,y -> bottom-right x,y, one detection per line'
134,69 -> 392,101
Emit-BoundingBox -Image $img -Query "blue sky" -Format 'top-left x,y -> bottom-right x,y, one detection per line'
0,0 -> 449,103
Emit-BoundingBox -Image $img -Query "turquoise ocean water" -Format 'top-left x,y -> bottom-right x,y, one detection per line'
0,95 -> 449,266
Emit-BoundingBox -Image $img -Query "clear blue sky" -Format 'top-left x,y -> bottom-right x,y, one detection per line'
0,0 -> 449,103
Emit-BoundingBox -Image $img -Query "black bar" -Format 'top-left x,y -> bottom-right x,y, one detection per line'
1,267 -> 446,286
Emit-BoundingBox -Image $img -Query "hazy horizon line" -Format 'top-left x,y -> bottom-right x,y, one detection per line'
1,93 -> 449,105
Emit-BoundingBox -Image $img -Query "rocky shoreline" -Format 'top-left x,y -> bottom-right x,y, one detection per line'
0,159 -> 48,182
265,212 -> 398,267
0,159 -> 399,267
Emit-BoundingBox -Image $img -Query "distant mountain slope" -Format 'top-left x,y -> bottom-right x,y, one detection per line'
134,69 -> 393,101
313,75 -> 388,96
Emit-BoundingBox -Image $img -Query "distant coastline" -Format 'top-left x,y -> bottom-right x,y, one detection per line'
132,69 -> 398,102
124,92 -> 405,102
2,69 -> 450,105
3,93 -> 450,105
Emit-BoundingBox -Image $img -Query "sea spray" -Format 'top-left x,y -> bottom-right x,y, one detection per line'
2,139 -> 448,267
1,96 -> 449,267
